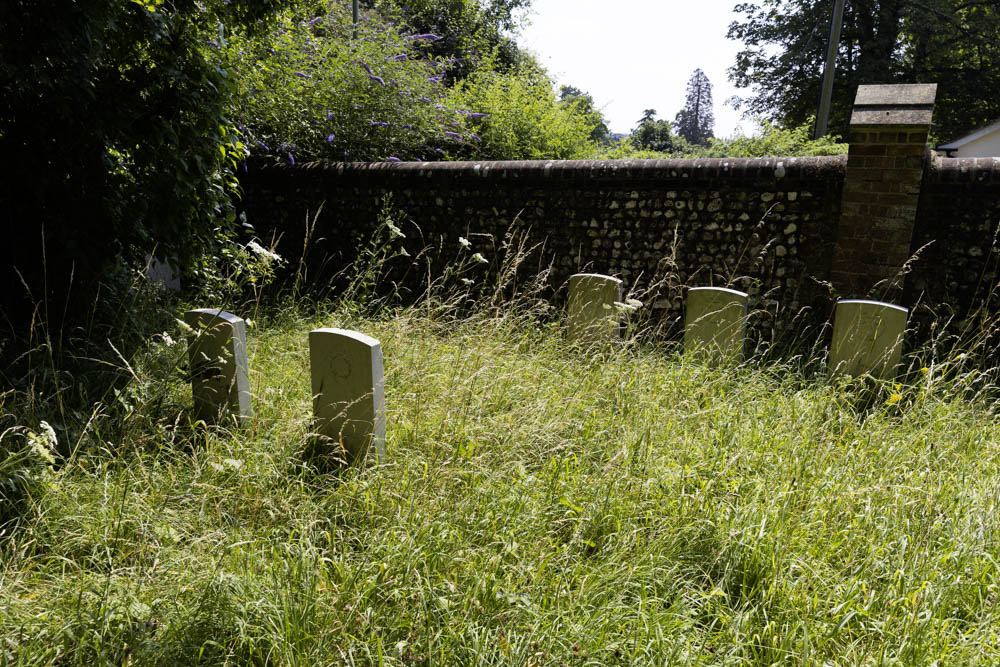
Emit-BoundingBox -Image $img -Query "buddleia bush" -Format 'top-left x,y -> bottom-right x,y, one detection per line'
221,3 -> 479,162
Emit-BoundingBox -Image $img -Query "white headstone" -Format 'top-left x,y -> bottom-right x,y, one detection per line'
683,287 -> 749,364
184,309 -> 251,422
309,328 -> 385,463
829,299 -> 908,379
567,273 -> 623,345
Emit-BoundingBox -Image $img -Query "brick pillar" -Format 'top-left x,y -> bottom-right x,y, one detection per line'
830,83 -> 937,299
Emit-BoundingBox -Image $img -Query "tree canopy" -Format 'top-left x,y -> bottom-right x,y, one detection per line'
629,110 -> 687,153
728,0 -> 1000,140
369,0 -> 531,81
558,85 -> 611,144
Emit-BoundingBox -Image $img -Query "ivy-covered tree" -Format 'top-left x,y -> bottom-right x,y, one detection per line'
728,0 -> 1000,139
674,69 -> 715,145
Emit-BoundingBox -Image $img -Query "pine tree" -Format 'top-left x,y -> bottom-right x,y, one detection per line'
675,69 -> 715,145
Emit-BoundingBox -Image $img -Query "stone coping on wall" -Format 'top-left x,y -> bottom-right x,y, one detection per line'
252,155 -> 847,183
925,156 -> 1000,184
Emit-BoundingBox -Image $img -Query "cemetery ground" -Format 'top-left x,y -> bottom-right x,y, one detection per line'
4,285 -> 1000,664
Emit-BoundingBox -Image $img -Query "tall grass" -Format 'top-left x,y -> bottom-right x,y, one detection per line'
4,226 -> 1000,664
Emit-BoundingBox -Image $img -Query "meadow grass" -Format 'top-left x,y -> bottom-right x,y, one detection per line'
3,294 -> 1000,665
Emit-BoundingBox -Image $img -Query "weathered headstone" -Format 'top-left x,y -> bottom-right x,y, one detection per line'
309,328 -> 386,463
147,255 -> 181,292
828,299 -> 908,379
184,309 -> 251,422
567,273 -> 623,345
683,287 -> 749,364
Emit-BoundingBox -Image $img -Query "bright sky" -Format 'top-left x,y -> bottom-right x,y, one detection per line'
519,0 -> 752,138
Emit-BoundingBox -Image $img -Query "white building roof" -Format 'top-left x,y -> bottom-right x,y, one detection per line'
937,118 -> 1000,151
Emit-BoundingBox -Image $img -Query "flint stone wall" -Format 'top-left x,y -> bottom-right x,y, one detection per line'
239,157 -> 846,336
909,157 -> 1000,330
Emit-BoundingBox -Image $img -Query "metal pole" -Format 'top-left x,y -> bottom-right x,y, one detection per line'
353,0 -> 359,38
815,0 -> 846,138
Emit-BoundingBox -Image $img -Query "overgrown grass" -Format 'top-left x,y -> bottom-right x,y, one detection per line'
4,281 -> 1000,665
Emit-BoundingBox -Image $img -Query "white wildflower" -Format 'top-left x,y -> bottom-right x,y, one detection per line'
459,236 -> 471,248
386,221 -> 406,239
246,240 -> 283,263
472,252 -> 488,264
27,421 -> 57,466
39,421 -> 57,449
614,299 -> 643,314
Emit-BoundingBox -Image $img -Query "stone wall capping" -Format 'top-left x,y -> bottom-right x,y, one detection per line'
250,156 -> 847,185
926,156 -> 1000,184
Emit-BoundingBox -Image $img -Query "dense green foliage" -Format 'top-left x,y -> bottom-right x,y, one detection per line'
0,0 -> 292,328
628,109 -> 689,154
559,85 -> 612,145
223,2 -> 599,163
222,4 -> 470,163
371,0 -> 530,81
728,0 -> 1000,140
609,117 -> 847,159
445,62 -> 599,160
691,118 -> 848,158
